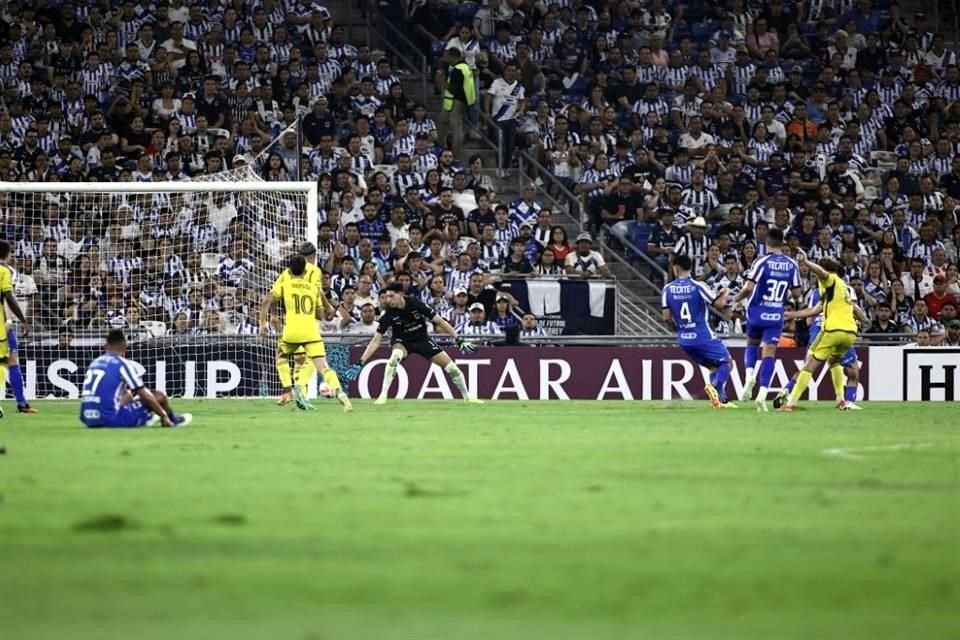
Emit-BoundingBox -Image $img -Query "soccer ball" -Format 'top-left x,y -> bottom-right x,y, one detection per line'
318,382 -> 334,398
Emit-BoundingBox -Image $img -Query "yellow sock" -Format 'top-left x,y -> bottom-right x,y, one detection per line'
276,357 -> 293,389
321,367 -> 342,394
789,369 -> 813,405
0,364 -> 7,392
829,364 -> 845,400
295,359 -> 315,391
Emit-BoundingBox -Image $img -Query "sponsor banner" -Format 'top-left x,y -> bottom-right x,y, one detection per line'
13,343 -> 867,400
350,346 -> 863,401
868,347 -> 960,402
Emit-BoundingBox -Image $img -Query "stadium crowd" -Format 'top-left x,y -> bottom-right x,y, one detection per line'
0,0 -> 959,344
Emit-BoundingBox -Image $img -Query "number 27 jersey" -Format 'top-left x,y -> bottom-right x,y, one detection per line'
744,253 -> 800,325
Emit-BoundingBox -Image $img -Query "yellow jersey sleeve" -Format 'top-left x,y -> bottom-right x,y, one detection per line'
270,270 -> 287,299
0,266 -> 12,295
305,262 -> 322,285
821,273 -> 857,333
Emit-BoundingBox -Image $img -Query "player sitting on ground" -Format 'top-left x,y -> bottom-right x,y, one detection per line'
271,242 -> 336,407
0,239 -> 31,417
780,252 -> 861,412
661,255 -> 738,409
79,329 -> 191,428
733,228 -> 802,412
774,286 -> 868,410
354,282 -> 483,404
261,254 -> 352,412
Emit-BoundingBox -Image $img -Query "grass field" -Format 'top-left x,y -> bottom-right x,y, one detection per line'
0,399 -> 958,640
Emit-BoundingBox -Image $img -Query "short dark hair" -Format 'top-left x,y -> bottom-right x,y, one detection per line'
288,254 -> 307,275
0,239 -> 9,260
385,282 -> 404,293
767,228 -> 785,247
106,329 -> 127,347
673,255 -> 693,272
819,257 -> 840,273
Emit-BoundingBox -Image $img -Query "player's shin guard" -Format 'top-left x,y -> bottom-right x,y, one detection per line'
295,358 -> 316,391
788,370 -> 813,405
744,344 -> 759,375
712,362 -> 731,402
321,367 -> 343,395
829,364 -> 845,401
7,363 -> 26,406
444,362 -> 470,399
379,350 -> 403,398
844,385 -> 857,402
276,357 -> 293,390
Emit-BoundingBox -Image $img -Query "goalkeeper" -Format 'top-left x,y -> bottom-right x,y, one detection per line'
272,242 -> 335,406
354,282 -> 483,405
261,253 -> 352,413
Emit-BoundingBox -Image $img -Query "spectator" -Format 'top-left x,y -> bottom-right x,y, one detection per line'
565,233 -> 610,278
924,275 -> 959,321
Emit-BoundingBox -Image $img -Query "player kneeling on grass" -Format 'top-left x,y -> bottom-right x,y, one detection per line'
661,255 -> 738,409
80,329 -> 191,428
353,282 -> 483,404
779,252 -> 863,412
260,254 -> 352,412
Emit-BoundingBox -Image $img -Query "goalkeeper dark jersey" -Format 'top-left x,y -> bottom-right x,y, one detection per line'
377,295 -> 435,342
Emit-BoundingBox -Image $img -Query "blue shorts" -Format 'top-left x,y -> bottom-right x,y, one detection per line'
82,400 -> 152,429
7,325 -> 17,352
681,340 -> 730,369
807,325 -> 858,368
746,320 -> 783,345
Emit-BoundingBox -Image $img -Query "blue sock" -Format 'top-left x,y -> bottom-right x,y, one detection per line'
8,363 -> 27,406
168,411 -> 180,424
844,386 -> 857,402
745,344 -> 759,374
758,356 -> 775,387
713,362 -> 731,402
785,377 -> 796,393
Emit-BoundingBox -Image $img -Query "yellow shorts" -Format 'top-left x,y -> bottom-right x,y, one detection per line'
278,339 -> 326,359
809,329 -> 856,362
0,339 -> 8,361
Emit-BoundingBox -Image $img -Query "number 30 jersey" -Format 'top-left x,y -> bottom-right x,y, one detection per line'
662,277 -> 718,345
744,253 -> 801,326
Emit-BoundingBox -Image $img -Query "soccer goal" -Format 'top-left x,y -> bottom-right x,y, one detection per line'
0,178 -> 320,400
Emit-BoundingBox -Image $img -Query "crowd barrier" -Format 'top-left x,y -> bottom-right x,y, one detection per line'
12,342 -> 957,402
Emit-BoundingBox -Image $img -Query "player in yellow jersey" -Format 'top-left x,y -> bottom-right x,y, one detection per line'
260,254 -> 352,413
0,240 -> 30,418
780,251 -> 862,412
272,242 -> 334,406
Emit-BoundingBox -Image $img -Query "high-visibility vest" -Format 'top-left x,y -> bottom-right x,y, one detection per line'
442,61 -> 475,111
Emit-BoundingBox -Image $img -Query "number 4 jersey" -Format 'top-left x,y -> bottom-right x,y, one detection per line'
662,277 -> 718,345
744,252 -> 801,341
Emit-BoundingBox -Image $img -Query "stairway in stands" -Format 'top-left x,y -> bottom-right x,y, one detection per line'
324,0 -> 670,335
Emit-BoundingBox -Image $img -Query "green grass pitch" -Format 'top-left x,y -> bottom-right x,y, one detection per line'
1,399 -> 958,640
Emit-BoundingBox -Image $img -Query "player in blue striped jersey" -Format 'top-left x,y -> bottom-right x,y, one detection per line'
661,255 -> 737,409
80,330 -> 191,428
733,228 -> 802,411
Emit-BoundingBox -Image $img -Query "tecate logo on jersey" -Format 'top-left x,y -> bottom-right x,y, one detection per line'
760,313 -> 782,321
680,332 -> 698,340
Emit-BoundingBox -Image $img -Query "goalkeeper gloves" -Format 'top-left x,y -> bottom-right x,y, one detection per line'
456,338 -> 477,353
342,361 -> 364,382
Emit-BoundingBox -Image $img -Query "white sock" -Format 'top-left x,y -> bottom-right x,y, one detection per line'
445,361 -> 469,398
379,350 -> 403,398
756,385 -> 768,400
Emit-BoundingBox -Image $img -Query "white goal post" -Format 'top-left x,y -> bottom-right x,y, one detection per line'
0,179 -> 326,400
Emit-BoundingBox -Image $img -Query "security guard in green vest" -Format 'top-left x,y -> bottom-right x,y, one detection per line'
439,47 -> 475,163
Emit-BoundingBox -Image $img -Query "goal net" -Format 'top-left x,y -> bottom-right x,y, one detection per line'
0,179 -> 320,400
